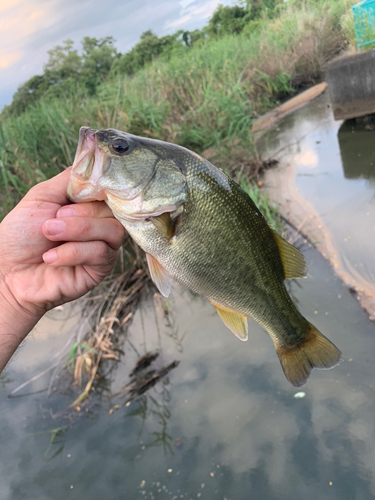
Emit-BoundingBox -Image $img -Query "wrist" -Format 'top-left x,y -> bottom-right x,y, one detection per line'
0,279 -> 42,373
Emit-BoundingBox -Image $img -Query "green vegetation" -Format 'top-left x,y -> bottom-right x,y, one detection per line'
0,0 -> 357,220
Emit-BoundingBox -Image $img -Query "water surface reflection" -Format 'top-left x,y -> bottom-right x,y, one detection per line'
261,92 -> 375,317
1,241 -> 375,499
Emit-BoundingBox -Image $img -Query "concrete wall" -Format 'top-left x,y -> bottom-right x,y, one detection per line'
326,49 -> 375,120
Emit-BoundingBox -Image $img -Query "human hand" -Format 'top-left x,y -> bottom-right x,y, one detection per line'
0,167 -> 125,361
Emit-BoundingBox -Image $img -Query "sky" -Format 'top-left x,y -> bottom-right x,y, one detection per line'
0,0 -> 233,110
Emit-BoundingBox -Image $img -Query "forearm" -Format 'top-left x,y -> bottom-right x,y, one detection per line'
0,283 -> 42,373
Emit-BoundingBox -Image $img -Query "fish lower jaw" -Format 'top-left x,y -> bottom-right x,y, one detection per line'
108,204 -> 180,226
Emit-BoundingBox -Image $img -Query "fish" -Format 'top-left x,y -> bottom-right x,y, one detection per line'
67,126 -> 341,387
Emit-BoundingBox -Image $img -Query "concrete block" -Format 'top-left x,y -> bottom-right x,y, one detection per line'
326,49 -> 375,120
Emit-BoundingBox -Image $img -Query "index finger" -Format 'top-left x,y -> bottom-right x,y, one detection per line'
57,201 -> 115,219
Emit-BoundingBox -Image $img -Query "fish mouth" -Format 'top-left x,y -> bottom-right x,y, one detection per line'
68,127 -> 152,205
68,127 -> 108,202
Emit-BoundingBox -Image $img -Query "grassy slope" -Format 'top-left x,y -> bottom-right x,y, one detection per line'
0,0 -> 356,220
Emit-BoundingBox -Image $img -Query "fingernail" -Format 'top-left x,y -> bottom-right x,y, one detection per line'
57,207 -> 76,218
45,219 -> 65,235
43,249 -> 57,264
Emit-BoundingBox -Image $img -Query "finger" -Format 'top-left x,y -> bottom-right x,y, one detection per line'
26,167 -> 72,206
43,240 -> 118,271
43,216 -> 125,250
57,201 -> 114,219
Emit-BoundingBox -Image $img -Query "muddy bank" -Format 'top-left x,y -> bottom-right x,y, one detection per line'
260,91 -> 375,320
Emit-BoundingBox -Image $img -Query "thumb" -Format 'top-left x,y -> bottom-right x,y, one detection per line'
25,167 -> 72,206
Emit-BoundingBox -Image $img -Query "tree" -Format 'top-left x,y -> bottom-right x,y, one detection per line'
44,39 -> 81,80
81,37 -> 117,93
206,4 -> 250,36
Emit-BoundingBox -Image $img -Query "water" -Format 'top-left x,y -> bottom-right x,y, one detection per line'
261,92 -> 375,318
2,94 -> 375,499
1,243 -> 375,499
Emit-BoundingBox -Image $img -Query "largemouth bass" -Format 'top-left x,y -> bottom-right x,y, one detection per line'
67,127 -> 341,387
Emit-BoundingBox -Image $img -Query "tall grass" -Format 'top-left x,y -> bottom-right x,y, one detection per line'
0,0 -> 357,219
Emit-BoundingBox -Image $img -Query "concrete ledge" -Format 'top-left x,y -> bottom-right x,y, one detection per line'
327,49 -> 375,120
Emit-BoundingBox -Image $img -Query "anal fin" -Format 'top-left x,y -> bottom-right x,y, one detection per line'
210,301 -> 248,341
146,253 -> 173,298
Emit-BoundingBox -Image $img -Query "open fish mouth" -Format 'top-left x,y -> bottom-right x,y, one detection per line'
68,126 -> 158,207
67,127 -> 109,202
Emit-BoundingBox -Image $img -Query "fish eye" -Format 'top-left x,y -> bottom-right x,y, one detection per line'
110,138 -> 130,155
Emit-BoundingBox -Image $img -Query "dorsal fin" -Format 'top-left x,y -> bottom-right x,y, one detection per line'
150,213 -> 175,239
271,230 -> 307,280
146,253 -> 173,297
210,301 -> 248,341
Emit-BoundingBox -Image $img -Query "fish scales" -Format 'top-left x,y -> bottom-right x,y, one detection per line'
68,127 -> 342,387
129,154 -> 303,343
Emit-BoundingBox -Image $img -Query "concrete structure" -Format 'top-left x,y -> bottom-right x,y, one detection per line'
326,49 -> 375,120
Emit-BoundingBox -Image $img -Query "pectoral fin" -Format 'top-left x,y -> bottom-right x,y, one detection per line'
210,301 -> 248,341
146,253 -> 173,298
150,212 -> 175,239
271,230 -> 307,279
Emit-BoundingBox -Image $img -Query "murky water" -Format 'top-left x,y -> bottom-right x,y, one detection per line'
2,94 -> 375,499
1,242 -> 375,499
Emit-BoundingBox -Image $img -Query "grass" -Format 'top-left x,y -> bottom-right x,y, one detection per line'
0,0 -> 357,220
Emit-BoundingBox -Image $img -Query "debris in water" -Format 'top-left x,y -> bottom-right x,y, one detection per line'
113,359 -> 180,400
294,392 -> 306,399
129,352 -> 160,376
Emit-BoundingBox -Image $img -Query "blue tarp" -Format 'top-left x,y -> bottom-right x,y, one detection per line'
352,0 -> 375,50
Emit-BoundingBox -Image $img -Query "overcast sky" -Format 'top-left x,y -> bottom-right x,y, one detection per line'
0,0 -> 233,110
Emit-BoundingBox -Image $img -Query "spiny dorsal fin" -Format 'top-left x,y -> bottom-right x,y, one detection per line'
210,301 -> 248,341
146,253 -> 173,297
271,230 -> 307,280
275,321 -> 342,387
150,213 -> 175,239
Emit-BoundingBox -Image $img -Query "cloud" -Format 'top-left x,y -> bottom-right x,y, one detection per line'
0,0 -> 23,13
165,14 -> 192,29
0,0 -> 233,109
164,0 -> 225,30
0,51 -> 21,69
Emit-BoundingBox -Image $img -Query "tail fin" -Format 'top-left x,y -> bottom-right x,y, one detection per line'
275,322 -> 341,387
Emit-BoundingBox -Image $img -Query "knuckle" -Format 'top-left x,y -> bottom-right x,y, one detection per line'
113,221 -> 125,247
106,249 -> 118,268
93,201 -> 104,216
97,242 -> 117,267
79,218 -> 91,235
97,241 -> 108,258
69,243 -> 81,261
